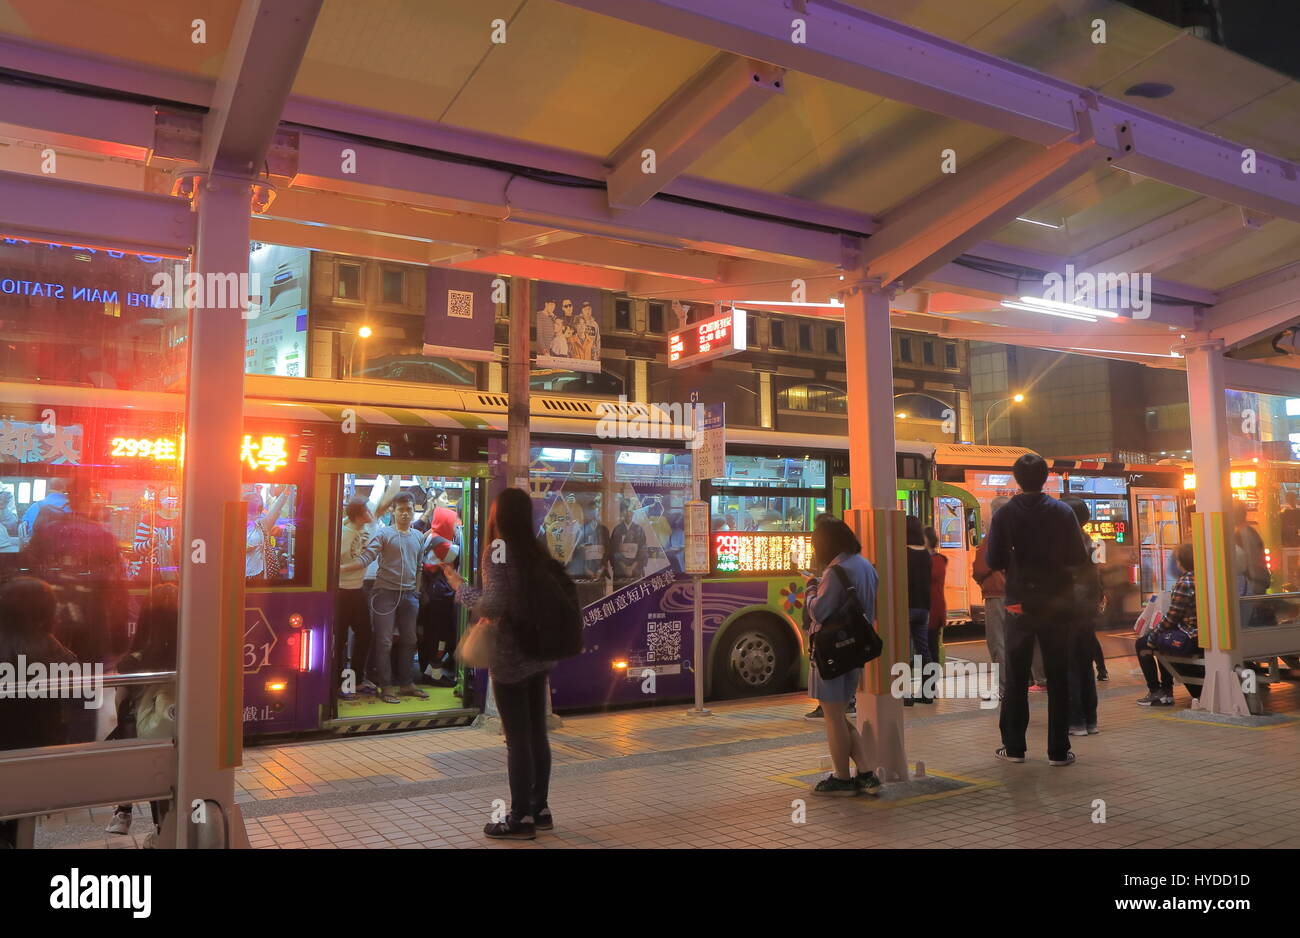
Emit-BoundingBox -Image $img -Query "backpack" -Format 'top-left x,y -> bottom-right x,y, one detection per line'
513,555 -> 584,660
811,564 -> 884,680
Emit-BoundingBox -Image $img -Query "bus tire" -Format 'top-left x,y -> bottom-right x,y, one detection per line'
712,615 -> 796,699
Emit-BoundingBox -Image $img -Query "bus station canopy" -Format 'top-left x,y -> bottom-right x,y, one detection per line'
1,0 -> 1299,392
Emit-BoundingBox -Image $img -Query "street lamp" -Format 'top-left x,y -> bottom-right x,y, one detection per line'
895,411 -> 907,419
984,393 -> 1025,445
348,324 -> 373,378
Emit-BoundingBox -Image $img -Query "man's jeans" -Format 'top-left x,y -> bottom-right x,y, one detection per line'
1000,609 -> 1071,761
371,588 -> 418,689
1067,618 -> 1098,729
984,597 -> 1007,696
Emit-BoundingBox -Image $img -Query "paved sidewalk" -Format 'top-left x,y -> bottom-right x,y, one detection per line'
37,655 -> 1300,849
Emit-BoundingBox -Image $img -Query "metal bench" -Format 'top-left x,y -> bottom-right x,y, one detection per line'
1158,592 -> 1300,715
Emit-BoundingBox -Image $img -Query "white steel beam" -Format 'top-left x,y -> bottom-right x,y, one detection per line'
201,0 -> 323,175
553,0 -> 1082,144
557,0 -> 1300,224
863,136 -> 1116,288
0,84 -> 155,160
606,52 -> 784,210
1078,203 -> 1266,276
292,132 -> 850,266
0,169 -> 194,257
1220,356 -> 1300,397
1205,265 -> 1300,349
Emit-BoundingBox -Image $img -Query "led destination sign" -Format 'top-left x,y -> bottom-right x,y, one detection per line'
713,531 -> 813,574
668,308 -> 747,369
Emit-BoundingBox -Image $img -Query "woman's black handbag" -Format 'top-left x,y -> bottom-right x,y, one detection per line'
811,565 -> 884,680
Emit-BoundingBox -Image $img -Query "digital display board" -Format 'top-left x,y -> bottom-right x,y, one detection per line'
668,307 -> 747,369
105,434 -> 289,472
1083,519 -> 1127,543
713,531 -> 813,574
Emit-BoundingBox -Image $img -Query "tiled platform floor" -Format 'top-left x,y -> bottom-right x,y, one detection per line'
35,652 -> 1300,849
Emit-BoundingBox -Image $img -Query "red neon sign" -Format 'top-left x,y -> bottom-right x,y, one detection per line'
667,308 -> 748,369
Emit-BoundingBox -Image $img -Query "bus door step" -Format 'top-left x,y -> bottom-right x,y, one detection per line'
324,707 -> 479,735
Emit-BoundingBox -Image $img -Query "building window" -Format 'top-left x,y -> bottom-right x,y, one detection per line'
944,342 -> 957,369
647,302 -> 665,334
381,268 -> 405,305
770,319 -> 785,349
899,336 -> 912,362
923,341 -> 935,366
778,382 -> 847,415
337,263 -> 362,300
798,323 -> 813,351
826,327 -> 839,355
615,298 -> 632,331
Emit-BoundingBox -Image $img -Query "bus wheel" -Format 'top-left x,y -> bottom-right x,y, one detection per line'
713,617 -> 794,699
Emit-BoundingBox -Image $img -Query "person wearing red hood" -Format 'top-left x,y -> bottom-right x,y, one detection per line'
415,487 -> 463,687
984,453 -> 1088,768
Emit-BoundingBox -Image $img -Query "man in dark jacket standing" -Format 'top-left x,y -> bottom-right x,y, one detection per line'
984,454 -> 1088,766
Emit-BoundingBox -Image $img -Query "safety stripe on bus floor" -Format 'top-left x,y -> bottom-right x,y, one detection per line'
328,713 -> 478,735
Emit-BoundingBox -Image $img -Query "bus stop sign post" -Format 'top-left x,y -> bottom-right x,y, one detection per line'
686,403 -> 724,716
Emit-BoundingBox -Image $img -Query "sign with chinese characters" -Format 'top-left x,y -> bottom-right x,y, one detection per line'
668,307 -> 747,369
1083,519 -> 1127,543
104,433 -> 288,472
241,435 -> 288,472
693,403 -> 725,482
684,499 -> 710,574
713,532 -> 813,574
0,420 -> 83,465
110,436 -> 180,462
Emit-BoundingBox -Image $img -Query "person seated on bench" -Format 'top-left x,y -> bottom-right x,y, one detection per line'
1135,542 -> 1203,707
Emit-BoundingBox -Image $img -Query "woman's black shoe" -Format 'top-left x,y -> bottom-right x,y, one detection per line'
484,816 -> 536,840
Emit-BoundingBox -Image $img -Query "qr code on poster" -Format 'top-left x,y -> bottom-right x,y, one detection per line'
446,289 -> 474,319
647,620 -> 682,663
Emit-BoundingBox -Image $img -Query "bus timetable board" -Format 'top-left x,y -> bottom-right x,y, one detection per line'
668,307 -> 747,368
714,531 -> 813,574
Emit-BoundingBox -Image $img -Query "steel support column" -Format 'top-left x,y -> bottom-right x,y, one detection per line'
842,277 -> 908,783
174,173 -> 254,847
1181,341 -> 1251,716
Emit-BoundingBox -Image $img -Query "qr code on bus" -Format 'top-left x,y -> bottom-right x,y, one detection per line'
446,289 -> 474,320
647,620 -> 682,663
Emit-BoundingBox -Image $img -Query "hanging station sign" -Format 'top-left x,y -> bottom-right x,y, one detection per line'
667,307 -> 747,369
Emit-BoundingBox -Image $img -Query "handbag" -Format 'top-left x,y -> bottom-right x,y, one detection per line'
811,564 -> 884,680
457,618 -> 496,669
1150,625 -> 1195,655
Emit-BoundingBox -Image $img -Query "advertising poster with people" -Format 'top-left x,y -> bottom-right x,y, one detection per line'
246,243 -> 311,377
535,281 -> 602,373
423,267 -> 498,362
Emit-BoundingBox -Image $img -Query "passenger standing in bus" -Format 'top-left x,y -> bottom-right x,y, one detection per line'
985,454 -> 1088,767
26,481 -> 129,669
924,525 -> 947,673
19,477 -> 68,543
1062,496 -> 1101,737
804,516 -> 881,796
344,492 -> 428,705
415,487 -> 462,687
442,488 -> 557,839
972,495 -> 1010,700
244,484 -> 291,584
337,498 -> 377,699
0,491 -> 20,553
905,515 -> 933,705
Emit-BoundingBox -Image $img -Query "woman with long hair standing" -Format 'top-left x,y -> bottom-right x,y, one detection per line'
923,525 -> 947,676
804,516 -> 881,796
442,488 -> 556,840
